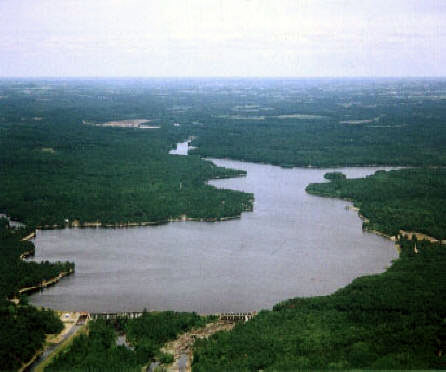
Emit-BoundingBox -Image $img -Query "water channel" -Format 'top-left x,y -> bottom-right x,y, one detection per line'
29,142 -> 398,313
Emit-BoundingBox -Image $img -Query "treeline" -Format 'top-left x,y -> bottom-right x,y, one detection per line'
0,220 -> 66,371
45,312 -> 213,371
306,168 -> 446,240
193,237 -> 446,370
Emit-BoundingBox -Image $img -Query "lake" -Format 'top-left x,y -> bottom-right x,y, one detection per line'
29,142 -> 398,313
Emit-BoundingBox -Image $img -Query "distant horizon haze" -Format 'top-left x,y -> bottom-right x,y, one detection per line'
0,0 -> 445,78
1,76 -> 446,80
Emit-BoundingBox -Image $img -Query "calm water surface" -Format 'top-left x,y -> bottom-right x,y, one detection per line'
29,143 -> 398,313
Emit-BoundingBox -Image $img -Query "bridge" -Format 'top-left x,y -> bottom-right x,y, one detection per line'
219,312 -> 256,322
89,312 -> 144,320
86,311 -> 256,323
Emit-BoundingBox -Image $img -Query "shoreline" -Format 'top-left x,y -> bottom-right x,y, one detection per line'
34,213 -> 247,230
15,159 -> 425,315
13,228 -> 75,297
199,153 -> 413,170
31,166 -> 252,230
22,230 -> 36,241
18,269 -> 74,295
33,208 -> 252,231
345,205 -> 445,245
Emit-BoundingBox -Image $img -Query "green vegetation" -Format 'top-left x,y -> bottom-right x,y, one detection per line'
0,80 -> 253,227
34,326 -> 87,372
323,171 -> 347,181
190,116 -> 446,167
0,121 -> 252,227
0,222 -> 74,299
3,78 -> 446,226
44,320 -> 140,372
193,237 -> 446,371
192,165 -> 446,370
188,79 -> 446,167
2,78 -> 446,370
307,168 -> 446,240
0,304 -> 63,371
45,312 -> 212,371
0,221 -> 67,371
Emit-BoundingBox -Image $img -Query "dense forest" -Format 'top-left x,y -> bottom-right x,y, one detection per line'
0,121 -> 252,227
306,168 -> 446,240
2,78 -> 446,370
0,220 -> 68,371
45,312 -> 213,371
187,79 -> 446,167
0,79 -> 254,227
3,78 -> 446,227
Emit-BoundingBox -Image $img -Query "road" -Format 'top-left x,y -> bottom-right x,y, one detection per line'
26,324 -> 83,371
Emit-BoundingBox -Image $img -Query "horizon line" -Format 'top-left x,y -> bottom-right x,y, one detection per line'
1,76 -> 446,80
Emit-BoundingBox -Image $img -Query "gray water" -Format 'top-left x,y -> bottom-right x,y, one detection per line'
29,142 -> 398,313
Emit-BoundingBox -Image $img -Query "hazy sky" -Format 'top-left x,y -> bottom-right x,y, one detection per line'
0,0 -> 445,77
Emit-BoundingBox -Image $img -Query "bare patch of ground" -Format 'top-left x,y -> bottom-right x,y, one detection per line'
41,147 -> 56,153
159,320 -> 236,372
48,312 -> 81,344
276,113 -> 326,120
216,114 -> 266,120
340,116 -> 381,125
83,119 -> 160,128
399,230 -> 445,244
340,119 -> 375,125
367,124 -> 407,128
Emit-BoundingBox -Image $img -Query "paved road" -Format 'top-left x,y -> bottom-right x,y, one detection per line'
27,324 -> 82,371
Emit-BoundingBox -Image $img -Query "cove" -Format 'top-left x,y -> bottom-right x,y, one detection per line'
29,142 -> 398,313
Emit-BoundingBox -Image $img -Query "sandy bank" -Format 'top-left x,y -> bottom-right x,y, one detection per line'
36,213 -> 247,230
21,230 -> 36,241
398,230 -> 446,244
18,269 -> 74,295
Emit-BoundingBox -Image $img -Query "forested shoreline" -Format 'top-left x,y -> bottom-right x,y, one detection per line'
193,236 -> 446,370
0,219 -> 71,370
306,168 -> 446,240
0,120 -> 253,227
0,80 -> 255,228
192,170 -> 446,370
